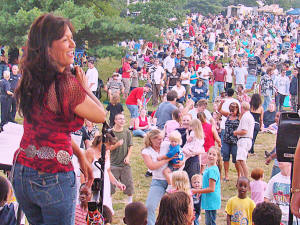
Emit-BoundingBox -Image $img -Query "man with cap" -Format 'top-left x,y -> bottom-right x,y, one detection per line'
125,84 -> 152,130
105,72 -> 124,99
122,57 -> 132,98
86,58 -> 99,96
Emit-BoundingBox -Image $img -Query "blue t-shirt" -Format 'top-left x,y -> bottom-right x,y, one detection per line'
190,73 -> 197,85
155,102 -> 177,129
166,144 -> 184,164
201,165 -> 221,210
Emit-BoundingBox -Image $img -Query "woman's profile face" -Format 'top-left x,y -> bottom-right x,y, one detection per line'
151,135 -> 163,149
49,26 -> 76,72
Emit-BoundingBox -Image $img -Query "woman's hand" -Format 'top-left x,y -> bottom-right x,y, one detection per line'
291,192 -> 300,218
116,182 -> 126,191
78,155 -> 94,188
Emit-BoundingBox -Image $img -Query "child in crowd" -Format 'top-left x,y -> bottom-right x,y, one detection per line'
169,170 -> 192,197
106,93 -> 124,128
225,176 -> 256,225
0,176 -> 19,225
191,174 -> 203,225
75,183 -> 93,225
252,202 -> 282,225
250,168 -> 267,204
102,205 -> 113,225
192,147 -> 222,225
183,119 -> 205,166
264,162 -> 300,225
158,131 -> 184,185
124,202 -> 147,225
163,109 -> 181,141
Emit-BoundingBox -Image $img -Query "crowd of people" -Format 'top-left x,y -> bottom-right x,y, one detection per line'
0,9 -> 299,225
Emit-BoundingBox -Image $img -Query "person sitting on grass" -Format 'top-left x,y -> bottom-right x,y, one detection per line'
172,80 -> 186,104
124,202 -> 147,225
157,130 -> 184,187
252,202 -> 282,225
225,176 -> 256,225
104,72 -> 124,100
132,108 -> 151,138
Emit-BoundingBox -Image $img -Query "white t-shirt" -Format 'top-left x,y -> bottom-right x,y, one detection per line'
151,65 -> 164,84
172,85 -> 186,98
197,66 -> 212,80
86,67 -> 99,91
224,65 -> 233,83
141,141 -> 169,180
181,71 -> 191,85
188,108 -> 212,123
264,173 -> 300,225
237,111 -> 255,139
220,98 -> 241,130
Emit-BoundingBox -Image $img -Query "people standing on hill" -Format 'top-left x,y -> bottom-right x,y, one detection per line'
86,59 -> 99,96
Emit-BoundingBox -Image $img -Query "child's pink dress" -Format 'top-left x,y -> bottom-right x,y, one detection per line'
164,120 -> 180,141
183,131 -> 205,160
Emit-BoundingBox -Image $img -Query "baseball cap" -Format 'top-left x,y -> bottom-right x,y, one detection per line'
112,72 -> 119,77
144,83 -> 152,90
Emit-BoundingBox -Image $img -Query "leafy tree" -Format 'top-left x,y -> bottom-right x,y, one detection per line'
184,0 -> 223,15
0,0 -> 160,58
128,0 -> 187,30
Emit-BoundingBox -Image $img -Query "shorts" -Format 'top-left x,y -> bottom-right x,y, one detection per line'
122,78 -> 131,94
110,165 -> 134,195
126,104 -> 139,118
236,138 -> 252,161
167,162 -> 180,172
222,142 -> 237,163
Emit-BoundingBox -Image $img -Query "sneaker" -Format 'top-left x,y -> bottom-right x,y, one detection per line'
145,171 -> 152,177
128,127 -> 134,131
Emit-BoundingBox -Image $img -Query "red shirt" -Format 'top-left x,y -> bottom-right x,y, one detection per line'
134,116 -> 148,130
188,60 -> 195,69
14,75 -> 86,173
209,62 -> 217,71
202,122 -> 215,152
213,68 -> 227,82
125,87 -> 144,105
122,62 -> 131,78
189,25 -> 195,37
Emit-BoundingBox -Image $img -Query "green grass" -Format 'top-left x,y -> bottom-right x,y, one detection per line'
3,58 -> 279,225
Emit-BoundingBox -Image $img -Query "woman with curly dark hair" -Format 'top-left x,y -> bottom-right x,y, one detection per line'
155,191 -> 194,225
12,13 -> 106,224
249,93 -> 263,155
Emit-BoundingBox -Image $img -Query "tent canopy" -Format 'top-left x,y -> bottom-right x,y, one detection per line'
286,8 -> 300,15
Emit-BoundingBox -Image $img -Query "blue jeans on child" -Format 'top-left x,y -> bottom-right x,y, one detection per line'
205,210 -> 217,225
12,163 -> 77,225
146,179 -> 168,225
133,129 -> 151,137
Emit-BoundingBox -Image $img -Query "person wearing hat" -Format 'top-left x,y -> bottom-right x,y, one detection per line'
105,72 -> 124,99
125,84 -> 151,129
122,57 -> 132,98
86,59 -> 99,95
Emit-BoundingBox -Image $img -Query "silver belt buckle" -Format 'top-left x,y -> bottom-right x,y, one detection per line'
57,150 -> 71,165
37,146 -> 56,160
24,145 -> 37,158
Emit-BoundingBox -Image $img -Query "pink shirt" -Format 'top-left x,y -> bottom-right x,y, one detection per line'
164,120 -> 180,141
75,204 -> 88,225
250,180 -> 267,204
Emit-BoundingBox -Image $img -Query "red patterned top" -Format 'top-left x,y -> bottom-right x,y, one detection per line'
14,74 -> 86,173
202,122 -> 215,152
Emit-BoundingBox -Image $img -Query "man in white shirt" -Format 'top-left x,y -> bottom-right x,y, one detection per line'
150,58 -> 165,106
163,52 -> 175,74
86,59 -> 99,95
233,102 -> 255,178
197,61 -> 212,91
234,61 -> 247,88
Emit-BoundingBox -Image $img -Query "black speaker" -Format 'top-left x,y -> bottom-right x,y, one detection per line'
276,112 -> 300,162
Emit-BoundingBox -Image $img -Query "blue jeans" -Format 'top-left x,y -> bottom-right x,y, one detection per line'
133,129 -> 151,137
208,42 -> 215,51
126,104 -> 139,118
220,129 -> 225,157
176,96 -> 185,104
146,179 -> 168,225
263,95 -> 271,111
205,210 -> 217,225
213,81 -> 224,102
12,163 -> 77,225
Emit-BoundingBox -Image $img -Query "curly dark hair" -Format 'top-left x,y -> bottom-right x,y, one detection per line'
250,93 -> 262,111
0,176 -> 9,206
155,192 -> 192,225
15,14 -> 74,123
253,202 -> 282,225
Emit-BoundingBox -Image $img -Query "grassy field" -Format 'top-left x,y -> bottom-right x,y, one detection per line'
5,58 -> 278,225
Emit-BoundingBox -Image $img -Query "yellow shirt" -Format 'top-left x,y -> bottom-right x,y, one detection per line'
225,196 -> 256,225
